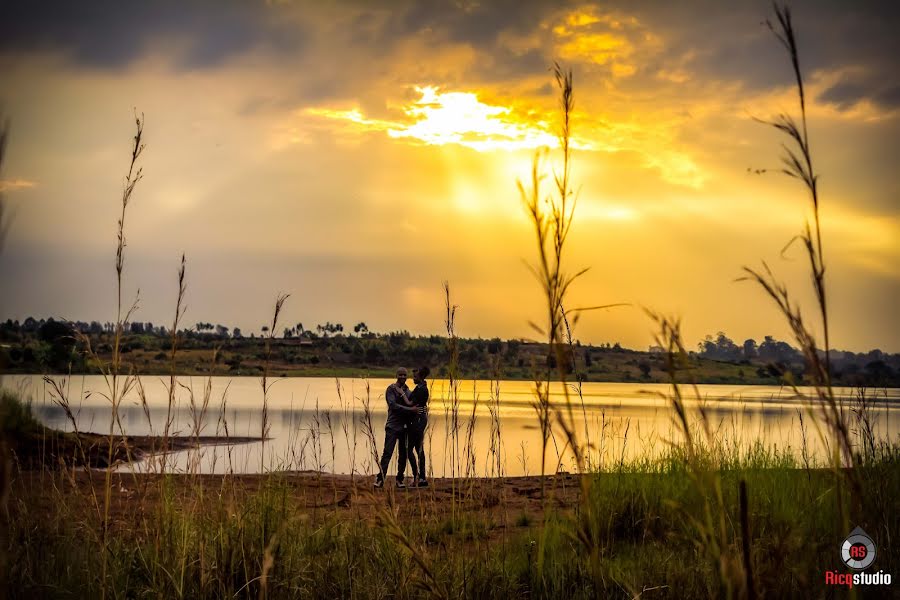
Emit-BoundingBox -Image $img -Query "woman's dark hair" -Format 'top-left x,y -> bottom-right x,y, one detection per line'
416,366 -> 431,379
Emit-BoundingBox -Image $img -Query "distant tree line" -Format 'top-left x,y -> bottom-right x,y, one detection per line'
1,317 -> 898,386
697,331 -> 899,386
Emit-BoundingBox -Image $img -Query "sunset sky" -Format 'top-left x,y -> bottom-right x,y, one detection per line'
1,0 -> 898,352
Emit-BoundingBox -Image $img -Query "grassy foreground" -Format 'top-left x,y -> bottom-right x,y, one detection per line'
4,412 -> 898,598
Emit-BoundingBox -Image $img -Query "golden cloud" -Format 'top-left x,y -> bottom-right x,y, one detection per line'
551,7 -> 652,77
301,83 -> 707,189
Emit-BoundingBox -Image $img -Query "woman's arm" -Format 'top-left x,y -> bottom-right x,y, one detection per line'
389,384 -> 417,409
398,385 -> 414,406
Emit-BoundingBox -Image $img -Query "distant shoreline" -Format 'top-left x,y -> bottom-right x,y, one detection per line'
0,364 -> 832,386
4,367 -> 900,389
3,324 -> 898,387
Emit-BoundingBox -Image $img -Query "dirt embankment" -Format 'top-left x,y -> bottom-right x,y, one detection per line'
10,428 -> 261,470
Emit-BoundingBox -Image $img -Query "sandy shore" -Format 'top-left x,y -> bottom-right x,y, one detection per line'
11,468 -> 585,530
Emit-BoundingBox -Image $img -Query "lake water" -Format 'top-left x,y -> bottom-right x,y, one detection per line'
3,374 -> 898,477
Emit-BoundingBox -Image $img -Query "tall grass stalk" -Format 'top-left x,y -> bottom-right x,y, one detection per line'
740,3 -> 858,535
646,311 -> 743,597
42,376 -> 102,518
487,357 -> 503,479
463,380 -> 478,482
31,116 -> 147,597
161,254 -> 187,470
377,503 -> 450,600
442,282 -> 462,519
519,63 -> 619,590
335,378 -> 358,488
851,386 -> 878,464
86,113 -> 146,600
519,64 -> 619,491
358,378 -> 379,478
260,293 -> 289,470
0,115 -> 9,252
562,312 -> 597,469
0,120 -> 8,551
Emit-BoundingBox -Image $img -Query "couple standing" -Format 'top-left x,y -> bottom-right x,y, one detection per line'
374,366 -> 430,489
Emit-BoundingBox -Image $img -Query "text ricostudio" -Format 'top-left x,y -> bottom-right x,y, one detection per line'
825,570 -> 892,589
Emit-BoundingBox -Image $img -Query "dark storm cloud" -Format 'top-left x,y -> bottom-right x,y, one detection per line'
0,0 -> 307,70
0,0 -> 555,70
0,0 -> 565,109
609,0 -> 900,97
472,47 -> 550,83
380,0 -> 563,46
2,0 -> 898,107
819,79 -> 900,112
352,0 -> 900,100
337,0 -> 567,83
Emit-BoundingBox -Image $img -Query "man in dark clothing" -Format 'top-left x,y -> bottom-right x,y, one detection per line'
403,366 -> 430,487
374,367 -> 421,488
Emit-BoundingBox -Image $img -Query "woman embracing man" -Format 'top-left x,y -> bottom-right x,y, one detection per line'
401,366 -> 430,487
375,366 -> 431,489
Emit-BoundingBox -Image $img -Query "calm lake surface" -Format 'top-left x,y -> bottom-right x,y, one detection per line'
4,374 -> 898,476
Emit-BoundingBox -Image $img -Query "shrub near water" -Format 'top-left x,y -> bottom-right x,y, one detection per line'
0,390 -> 42,440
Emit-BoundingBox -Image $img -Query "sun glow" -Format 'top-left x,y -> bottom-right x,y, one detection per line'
307,86 -> 567,153
303,86 -> 707,188
387,86 -> 559,152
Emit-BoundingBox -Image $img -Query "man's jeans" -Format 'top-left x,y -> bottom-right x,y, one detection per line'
379,426 -> 407,481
